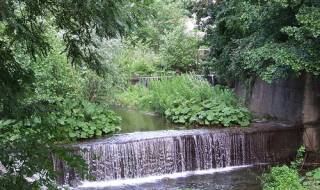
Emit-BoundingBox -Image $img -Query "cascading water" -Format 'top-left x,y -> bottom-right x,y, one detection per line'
55,123 -> 302,187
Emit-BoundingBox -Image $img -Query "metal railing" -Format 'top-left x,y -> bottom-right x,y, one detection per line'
131,74 -> 216,87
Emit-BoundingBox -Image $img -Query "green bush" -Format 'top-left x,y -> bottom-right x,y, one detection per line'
302,168 -> 320,189
263,147 -> 320,190
80,39 -> 127,104
117,75 -> 251,127
165,99 -> 250,127
54,99 -> 121,140
116,85 -> 151,108
117,75 -> 213,111
114,41 -> 164,76
81,70 -> 117,104
291,146 -> 306,169
191,0 -> 320,83
262,165 -> 304,190
160,26 -> 200,72
145,75 -> 214,113
24,34 -> 123,141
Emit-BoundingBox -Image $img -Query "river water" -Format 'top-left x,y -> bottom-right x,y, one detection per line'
113,108 -> 173,133
56,108 -> 301,190
78,166 -> 263,190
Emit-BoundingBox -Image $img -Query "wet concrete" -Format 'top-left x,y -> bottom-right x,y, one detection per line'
55,120 -> 303,186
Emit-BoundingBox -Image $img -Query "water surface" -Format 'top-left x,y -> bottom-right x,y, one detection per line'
78,166 -> 263,190
58,108 -> 300,190
114,108 -> 174,133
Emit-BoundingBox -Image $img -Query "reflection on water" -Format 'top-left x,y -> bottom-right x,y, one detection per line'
114,107 -> 175,133
78,166 -> 263,190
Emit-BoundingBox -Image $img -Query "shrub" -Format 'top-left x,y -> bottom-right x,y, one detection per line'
116,85 -> 151,108
57,99 -> 121,140
160,26 -> 200,72
165,99 -> 251,127
263,147 -> 320,190
262,165 -> 304,190
80,38 -> 127,105
114,41 -> 164,76
81,70 -> 116,104
117,75 -> 251,127
25,35 -> 123,141
145,75 -> 214,113
302,168 -> 320,189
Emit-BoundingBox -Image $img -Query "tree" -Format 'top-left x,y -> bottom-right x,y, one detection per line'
0,0 -> 150,189
191,0 -> 320,83
121,0 -> 201,74
160,26 -> 200,72
129,0 -> 189,51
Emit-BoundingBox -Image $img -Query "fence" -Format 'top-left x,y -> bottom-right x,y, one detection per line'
131,74 -> 216,87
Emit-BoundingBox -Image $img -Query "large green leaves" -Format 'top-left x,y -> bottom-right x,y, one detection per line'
55,99 -> 122,140
118,75 -> 251,127
165,99 -> 251,127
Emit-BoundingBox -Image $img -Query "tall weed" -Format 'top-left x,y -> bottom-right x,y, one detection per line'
117,75 -> 251,127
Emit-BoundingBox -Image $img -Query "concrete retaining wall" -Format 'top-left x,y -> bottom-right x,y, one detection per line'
235,74 -> 320,124
235,74 -> 320,151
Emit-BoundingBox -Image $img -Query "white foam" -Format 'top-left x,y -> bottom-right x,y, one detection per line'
78,165 -> 252,188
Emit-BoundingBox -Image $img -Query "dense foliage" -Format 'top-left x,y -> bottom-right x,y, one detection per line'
0,119 -> 86,189
143,75 -> 214,113
130,0 -> 190,51
263,147 -> 320,190
160,26 -> 201,72
29,32 -> 123,139
56,99 -> 121,140
0,31 -> 124,189
263,165 -> 304,190
113,41 -> 164,76
302,168 -> 320,189
165,98 -> 250,127
191,0 -> 320,83
115,0 -> 201,77
0,0 -> 149,189
117,75 -> 251,127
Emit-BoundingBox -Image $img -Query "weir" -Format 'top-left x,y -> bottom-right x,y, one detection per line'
55,122 -> 302,186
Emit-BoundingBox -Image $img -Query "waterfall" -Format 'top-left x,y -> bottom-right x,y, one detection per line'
55,126 -> 302,185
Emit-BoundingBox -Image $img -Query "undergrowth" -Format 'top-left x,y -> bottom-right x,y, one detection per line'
263,147 -> 320,190
117,75 -> 251,127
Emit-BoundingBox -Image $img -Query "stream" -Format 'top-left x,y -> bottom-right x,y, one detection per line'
113,108 -> 173,133
78,166 -> 263,190
55,108 -> 302,190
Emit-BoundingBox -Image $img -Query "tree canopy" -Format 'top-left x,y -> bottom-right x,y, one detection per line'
0,1 -> 151,189
0,0 -> 152,115
191,0 -> 320,83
